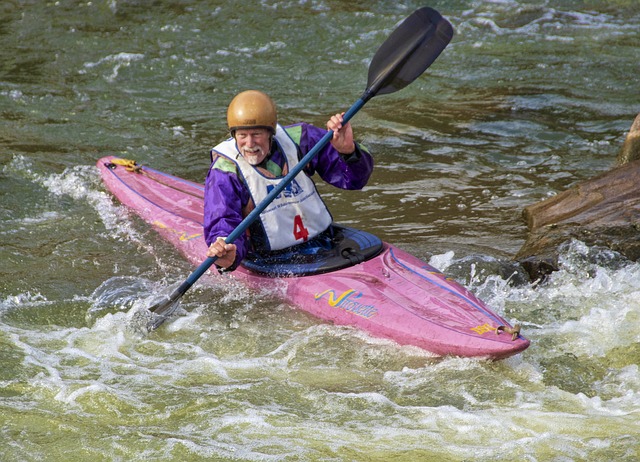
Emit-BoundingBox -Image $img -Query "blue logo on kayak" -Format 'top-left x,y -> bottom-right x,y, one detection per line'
267,179 -> 303,199
314,289 -> 378,319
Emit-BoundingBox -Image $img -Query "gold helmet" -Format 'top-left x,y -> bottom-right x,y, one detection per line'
227,90 -> 277,134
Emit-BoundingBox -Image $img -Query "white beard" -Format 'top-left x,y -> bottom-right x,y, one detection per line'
242,146 -> 265,165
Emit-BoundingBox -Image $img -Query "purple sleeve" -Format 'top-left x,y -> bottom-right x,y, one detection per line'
296,123 -> 373,190
203,164 -> 251,268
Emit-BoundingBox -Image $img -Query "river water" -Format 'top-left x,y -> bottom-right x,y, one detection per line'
2,1 -> 640,460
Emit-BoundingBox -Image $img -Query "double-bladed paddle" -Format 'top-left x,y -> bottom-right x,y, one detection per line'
146,7 -> 454,330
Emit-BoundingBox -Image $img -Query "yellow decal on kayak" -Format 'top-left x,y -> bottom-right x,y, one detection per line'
471,323 -> 495,335
153,221 -> 202,241
314,289 -> 378,319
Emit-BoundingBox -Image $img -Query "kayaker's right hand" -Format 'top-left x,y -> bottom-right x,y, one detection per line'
207,237 -> 237,269
327,112 -> 355,155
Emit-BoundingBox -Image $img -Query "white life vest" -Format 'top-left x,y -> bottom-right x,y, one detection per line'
212,124 -> 333,251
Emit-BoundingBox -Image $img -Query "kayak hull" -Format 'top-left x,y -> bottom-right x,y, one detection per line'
97,156 -> 529,359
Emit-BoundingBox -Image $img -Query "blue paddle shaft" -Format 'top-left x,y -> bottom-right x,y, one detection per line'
175,97 -> 367,296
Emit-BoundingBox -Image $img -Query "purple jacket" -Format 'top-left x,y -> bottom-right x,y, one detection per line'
203,122 -> 373,269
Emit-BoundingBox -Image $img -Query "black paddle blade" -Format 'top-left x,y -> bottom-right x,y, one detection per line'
146,295 -> 181,331
366,7 -> 453,97
145,280 -> 192,331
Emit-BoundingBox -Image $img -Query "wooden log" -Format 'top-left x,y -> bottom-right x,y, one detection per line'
515,114 -> 640,280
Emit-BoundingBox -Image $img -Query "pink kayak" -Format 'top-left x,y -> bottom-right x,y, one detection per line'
97,156 -> 529,359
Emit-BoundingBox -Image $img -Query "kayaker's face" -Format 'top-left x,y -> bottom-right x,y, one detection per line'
235,128 -> 271,165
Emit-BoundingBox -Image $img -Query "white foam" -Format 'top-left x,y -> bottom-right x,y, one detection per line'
82,52 -> 145,82
429,250 -> 456,271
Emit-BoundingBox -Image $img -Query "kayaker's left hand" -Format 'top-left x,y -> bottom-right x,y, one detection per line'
207,237 -> 237,269
327,112 -> 355,155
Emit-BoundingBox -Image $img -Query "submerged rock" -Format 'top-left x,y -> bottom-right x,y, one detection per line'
516,114 -> 640,280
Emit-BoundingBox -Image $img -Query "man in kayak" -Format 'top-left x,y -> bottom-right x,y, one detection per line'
204,90 -> 373,270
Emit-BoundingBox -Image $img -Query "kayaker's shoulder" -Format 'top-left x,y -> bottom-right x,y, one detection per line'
211,154 -> 237,174
283,123 -> 305,144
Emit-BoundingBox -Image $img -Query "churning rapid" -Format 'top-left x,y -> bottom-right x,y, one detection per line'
1,1 -> 639,460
